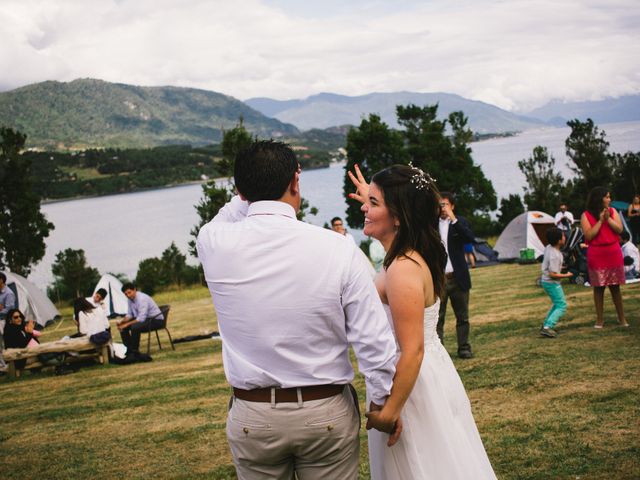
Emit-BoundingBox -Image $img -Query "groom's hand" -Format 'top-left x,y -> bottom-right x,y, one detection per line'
365,402 -> 402,446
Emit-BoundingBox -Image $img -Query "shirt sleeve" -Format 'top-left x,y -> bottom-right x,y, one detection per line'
135,296 -> 150,323
341,243 -> 397,405
0,289 -> 16,315
211,195 -> 249,224
78,312 -> 89,335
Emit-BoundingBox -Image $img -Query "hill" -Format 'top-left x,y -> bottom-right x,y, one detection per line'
0,79 -> 299,149
245,91 -> 545,133
524,95 -> 640,126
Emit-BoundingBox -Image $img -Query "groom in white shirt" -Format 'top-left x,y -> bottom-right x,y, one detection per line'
197,141 -> 397,479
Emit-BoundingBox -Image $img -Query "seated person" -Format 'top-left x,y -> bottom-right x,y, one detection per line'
0,272 -> 18,371
88,288 -> 109,313
621,231 -> 640,279
117,282 -> 164,358
4,309 -> 41,370
74,297 -> 111,337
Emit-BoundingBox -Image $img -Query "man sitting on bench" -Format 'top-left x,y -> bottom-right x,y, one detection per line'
117,282 -> 164,359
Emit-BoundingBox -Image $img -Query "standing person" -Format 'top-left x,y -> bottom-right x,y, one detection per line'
196,141 -> 397,480
116,283 -> 164,358
331,216 -> 356,244
581,187 -> 628,328
539,228 -> 573,338
628,194 -> 640,245
554,202 -> 575,232
0,272 -> 17,371
437,192 -> 476,359
348,164 -> 496,479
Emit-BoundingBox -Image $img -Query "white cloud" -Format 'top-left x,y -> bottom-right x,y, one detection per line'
0,0 -> 638,110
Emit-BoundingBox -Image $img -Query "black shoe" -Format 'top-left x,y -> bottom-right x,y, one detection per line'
458,350 -> 473,359
540,327 -> 558,338
54,366 -> 76,376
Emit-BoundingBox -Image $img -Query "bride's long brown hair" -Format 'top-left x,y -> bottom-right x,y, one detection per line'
372,165 -> 446,299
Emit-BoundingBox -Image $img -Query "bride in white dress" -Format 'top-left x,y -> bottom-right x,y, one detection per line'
349,164 -> 497,479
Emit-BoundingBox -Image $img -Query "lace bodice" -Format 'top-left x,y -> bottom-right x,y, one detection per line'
383,299 -> 442,349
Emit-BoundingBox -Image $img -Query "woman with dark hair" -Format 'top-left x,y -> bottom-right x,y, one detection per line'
349,164 -> 496,479
73,297 -> 110,337
3,309 -> 40,369
628,194 -> 640,245
580,186 -> 628,328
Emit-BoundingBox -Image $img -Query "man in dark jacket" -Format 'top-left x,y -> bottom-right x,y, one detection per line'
437,192 -> 475,359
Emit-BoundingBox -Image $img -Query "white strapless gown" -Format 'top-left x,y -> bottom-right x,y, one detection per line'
368,300 -> 497,479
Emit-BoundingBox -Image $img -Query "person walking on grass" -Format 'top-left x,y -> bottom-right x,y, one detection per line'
540,228 -> 573,338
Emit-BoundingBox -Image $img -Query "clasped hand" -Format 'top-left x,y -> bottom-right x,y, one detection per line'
365,402 -> 403,447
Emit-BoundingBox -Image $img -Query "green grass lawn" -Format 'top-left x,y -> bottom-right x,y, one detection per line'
1,264 -> 638,479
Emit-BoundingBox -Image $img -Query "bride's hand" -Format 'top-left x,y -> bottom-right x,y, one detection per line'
347,164 -> 369,205
365,408 -> 403,446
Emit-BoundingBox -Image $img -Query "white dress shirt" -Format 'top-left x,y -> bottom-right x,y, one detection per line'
197,196 -> 397,404
554,211 -> 574,231
439,217 -> 456,273
79,308 -> 110,336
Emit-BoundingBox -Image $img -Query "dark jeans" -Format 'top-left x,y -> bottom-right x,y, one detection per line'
437,276 -> 471,354
120,317 -> 164,354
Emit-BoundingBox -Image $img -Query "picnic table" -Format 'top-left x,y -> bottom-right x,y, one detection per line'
4,336 -> 109,378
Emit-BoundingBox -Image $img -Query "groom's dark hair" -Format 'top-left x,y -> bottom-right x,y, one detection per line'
234,140 -> 299,202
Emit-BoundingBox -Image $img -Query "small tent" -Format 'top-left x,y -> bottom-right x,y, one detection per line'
92,274 -> 128,317
3,272 -> 60,327
471,239 -> 499,265
495,211 -> 556,261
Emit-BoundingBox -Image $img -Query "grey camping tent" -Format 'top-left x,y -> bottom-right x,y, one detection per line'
495,211 -> 556,261
3,271 -> 60,327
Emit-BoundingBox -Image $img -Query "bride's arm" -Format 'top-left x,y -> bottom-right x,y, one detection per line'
367,257 -> 426,444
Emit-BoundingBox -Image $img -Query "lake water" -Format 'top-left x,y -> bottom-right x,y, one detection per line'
29,121 -> 640,289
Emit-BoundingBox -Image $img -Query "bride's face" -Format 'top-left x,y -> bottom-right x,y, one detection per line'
362,182 -> 398,241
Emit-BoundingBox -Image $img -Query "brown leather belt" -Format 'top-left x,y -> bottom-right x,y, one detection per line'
233,384 -> 345,403
445,272 -> 455,280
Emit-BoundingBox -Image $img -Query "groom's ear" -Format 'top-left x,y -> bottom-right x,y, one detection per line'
289,172 -> 300,196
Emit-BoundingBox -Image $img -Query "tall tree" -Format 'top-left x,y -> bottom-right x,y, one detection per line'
0,127 -> 54,275
518,146 -> 565,213
343,114 -> 407,228
218,118 -> 254,177
161,242 -> 187,287
396,104 -> 497,218
565,118 -> 613,206
48,248 -> 100,301
611,151 -> 640,201
497,194 -> 525,230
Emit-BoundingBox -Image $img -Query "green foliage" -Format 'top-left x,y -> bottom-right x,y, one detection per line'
497,194 -> 525,230
611,151 -> 640,201
343,105 -> 497,229
136,243 -> 200,295
48,248 -> 100,302
0,127 -> 54,275
343,114 -> 408,228
219,118 -> 254,176
565,118 -> 613,207
189,182 -> 234,258
517,146 -> 566,213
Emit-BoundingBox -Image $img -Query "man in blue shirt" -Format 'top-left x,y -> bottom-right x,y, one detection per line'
0,272 -> 17,371
116,282 -> 163,358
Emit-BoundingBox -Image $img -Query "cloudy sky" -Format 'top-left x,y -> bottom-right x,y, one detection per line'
1,0 -> 638,111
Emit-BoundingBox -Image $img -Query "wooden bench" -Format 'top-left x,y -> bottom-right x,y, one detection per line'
4,337 -> 109,379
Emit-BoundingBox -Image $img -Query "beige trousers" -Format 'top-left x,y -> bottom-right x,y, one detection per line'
226,386 -> 360,480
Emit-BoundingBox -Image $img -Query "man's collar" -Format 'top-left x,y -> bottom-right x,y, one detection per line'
247,201 -> 297,219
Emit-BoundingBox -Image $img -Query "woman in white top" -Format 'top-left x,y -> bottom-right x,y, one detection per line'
74,297 -> 110,336
349,164 -> 496,479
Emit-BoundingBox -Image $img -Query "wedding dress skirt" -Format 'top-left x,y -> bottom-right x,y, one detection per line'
368,301 -> 497,479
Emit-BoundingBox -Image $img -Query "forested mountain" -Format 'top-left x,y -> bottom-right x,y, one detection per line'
0,79 -> 299,149
245,91 -> 545,133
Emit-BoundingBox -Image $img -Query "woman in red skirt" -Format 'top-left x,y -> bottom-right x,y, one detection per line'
580,186 -> 628,328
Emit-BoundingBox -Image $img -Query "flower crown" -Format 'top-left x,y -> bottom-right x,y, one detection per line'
408,162 -> 436,191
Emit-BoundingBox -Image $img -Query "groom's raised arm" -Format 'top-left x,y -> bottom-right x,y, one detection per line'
341,242 -> 397,406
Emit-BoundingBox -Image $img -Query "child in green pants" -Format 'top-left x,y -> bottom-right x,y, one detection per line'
540,228 -> 573,338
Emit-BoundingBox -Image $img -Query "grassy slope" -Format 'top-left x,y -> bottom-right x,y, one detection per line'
0,264 -> 638,479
